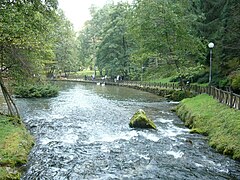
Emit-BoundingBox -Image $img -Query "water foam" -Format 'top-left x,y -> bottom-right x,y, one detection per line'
166,150 -> 184,159
88,130 -> 138,143
139,132 -> 160,142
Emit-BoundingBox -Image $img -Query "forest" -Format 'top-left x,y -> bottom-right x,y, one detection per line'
1,0 -> 240,94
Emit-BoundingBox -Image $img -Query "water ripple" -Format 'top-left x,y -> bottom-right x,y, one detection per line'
17,82 -> 240,180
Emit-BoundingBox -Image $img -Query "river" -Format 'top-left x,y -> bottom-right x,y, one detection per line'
17,82 -> 240,179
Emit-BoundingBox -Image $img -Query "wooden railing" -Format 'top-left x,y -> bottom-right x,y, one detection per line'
107,81 -> 240,110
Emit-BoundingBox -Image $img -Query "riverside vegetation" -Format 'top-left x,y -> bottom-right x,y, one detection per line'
13,83 -> 59,98
1,0 -> 239,178
0,115 -> 34,179
176,94 -> 240,160
0,83 -> 57,179
106,78 -> 240,160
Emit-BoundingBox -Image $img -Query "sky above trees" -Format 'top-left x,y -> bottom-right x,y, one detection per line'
58,0 -> 132,31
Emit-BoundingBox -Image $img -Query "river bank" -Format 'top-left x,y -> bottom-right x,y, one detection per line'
176,94 -> 240,161
56,79 -> 240,161
0,115 -> 34,179
19,81 -> 240,179
116,80 -> 240,160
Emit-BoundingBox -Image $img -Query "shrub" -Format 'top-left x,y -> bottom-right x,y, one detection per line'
14,84 -> 59,98
170,90 -> 194,101
228,71 -> 240,93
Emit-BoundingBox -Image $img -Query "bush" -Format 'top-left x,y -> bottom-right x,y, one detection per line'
170,90 -> 194,101
231,75 -> 240,93
14,84 -> 59,98
218,78 -> 229,89
228,71 -> 240,93
196,73 -> 209,84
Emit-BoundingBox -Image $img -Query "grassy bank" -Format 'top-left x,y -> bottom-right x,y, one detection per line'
0,115 -> 34,179
176,94 -> 240,160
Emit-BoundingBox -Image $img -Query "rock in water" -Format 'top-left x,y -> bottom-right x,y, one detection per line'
129,109 -> 157,129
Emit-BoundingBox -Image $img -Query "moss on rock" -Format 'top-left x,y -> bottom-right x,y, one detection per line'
129,109 -> 157,129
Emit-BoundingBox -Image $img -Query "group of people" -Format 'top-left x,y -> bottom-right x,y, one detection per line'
84,74 -> 124,82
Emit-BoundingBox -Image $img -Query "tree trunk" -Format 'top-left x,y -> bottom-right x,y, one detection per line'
0,75 -> 20,118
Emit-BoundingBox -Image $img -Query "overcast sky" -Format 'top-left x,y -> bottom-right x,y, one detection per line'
58,0 -> 130,31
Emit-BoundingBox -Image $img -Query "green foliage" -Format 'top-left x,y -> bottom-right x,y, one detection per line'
0,0 -> 58,81
148,77 -> 173,84
14,83 -> 59,98
128,0 -> 205,77
177,94 -> 240,160
82,3 -> 129,76
196,72 -> 209,84
170,90 -> 194,101
198,0 -> 240,79
51,10 -> 79,77
0,115 -> 34,179
75,0 -> 239,84
229,70 -> 240,93
0,0 -> 80,82
76,0 -> 208,81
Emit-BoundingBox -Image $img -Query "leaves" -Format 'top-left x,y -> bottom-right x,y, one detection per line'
198,0 -> 240,77
0,0 -> 58,81
52,10 -> 79,74
76,0 -> 208,80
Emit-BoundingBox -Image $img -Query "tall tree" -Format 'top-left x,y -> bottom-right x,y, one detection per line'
199,0 -> 240,79
0,0 -> 58,116
77,4 -> 109,73
128,0 -> 205,80
52,10 -> 79,78
96,2 -> 131,78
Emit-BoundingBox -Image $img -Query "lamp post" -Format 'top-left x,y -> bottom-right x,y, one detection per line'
141,65 -> 145,81
208,42 -> 214,85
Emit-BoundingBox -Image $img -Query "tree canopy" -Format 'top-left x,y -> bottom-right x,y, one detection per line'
0,0 -> 79,115
77,0 -> 239,89
0,0 -> 239,93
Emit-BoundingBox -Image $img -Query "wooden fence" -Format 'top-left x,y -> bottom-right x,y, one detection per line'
108,81 -> 240,110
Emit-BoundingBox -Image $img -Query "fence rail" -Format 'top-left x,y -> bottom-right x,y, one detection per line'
108,81 -> 240,110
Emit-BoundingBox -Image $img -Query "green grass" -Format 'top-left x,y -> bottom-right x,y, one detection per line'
69,70 -> 104,79
72,70 -> 95,76
176,94 -> 240,160
0,115 -> 34,179
148,77 -> 173,84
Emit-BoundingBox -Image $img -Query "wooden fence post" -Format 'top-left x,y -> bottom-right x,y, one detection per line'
238,96 -> 240,110
230,91 -> 233,108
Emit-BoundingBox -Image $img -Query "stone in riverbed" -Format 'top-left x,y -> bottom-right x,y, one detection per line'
129,109 -> 157,129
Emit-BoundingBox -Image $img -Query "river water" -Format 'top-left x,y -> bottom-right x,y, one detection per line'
17,82 -> 240,180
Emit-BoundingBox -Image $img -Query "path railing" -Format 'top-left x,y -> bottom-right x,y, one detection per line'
108,81 -> 240,110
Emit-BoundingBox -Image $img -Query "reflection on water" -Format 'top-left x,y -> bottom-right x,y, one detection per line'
17,82 -> 240,180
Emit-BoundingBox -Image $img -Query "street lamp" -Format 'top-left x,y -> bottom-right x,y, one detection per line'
141,66 -> 145,81
208,42 -> 214,85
